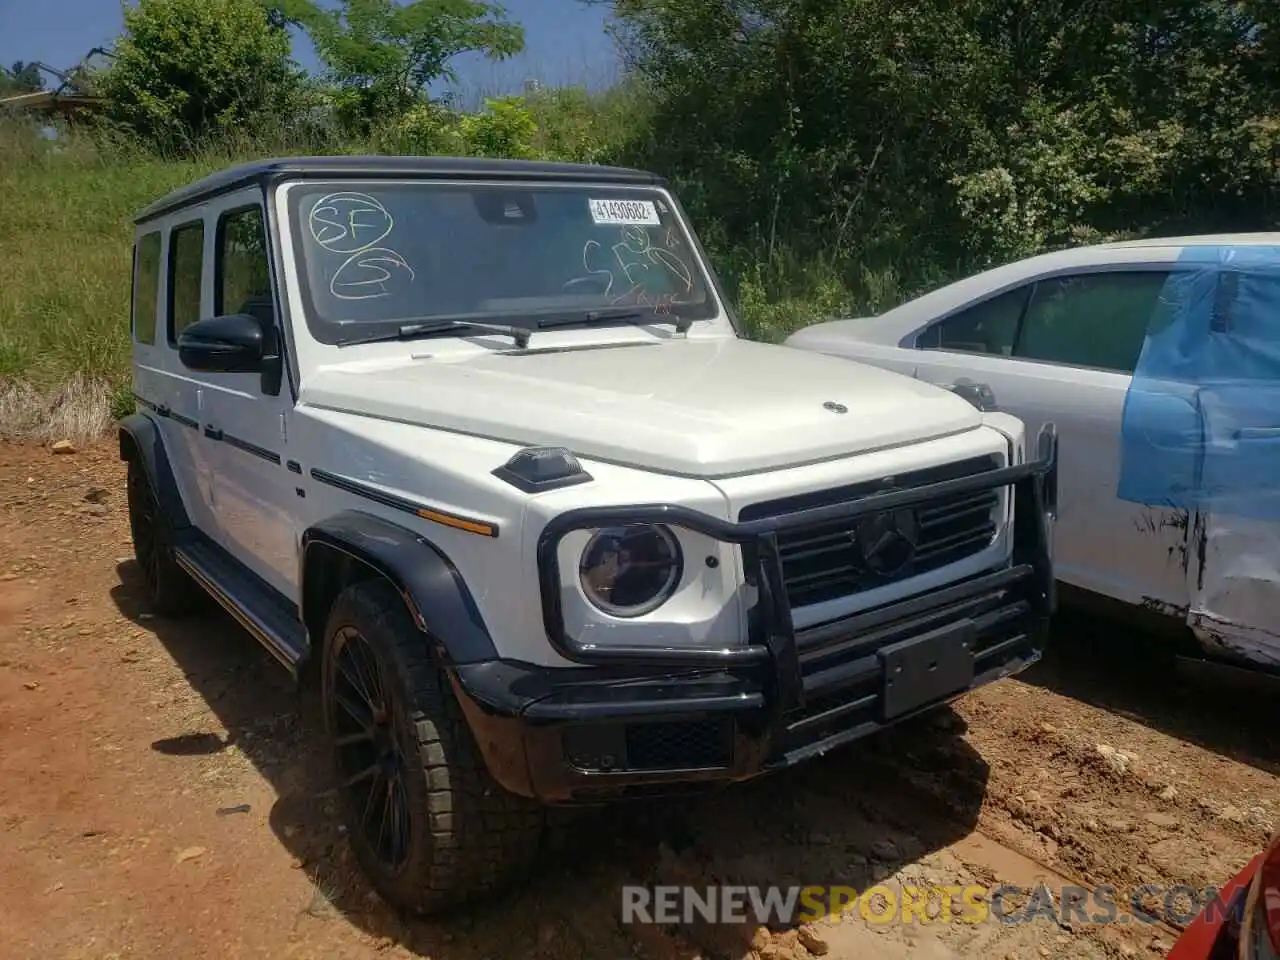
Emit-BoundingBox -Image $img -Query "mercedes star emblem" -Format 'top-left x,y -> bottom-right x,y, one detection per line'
855,508 -> 921,577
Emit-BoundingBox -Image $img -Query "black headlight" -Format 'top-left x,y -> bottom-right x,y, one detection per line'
578,524 -> 683,618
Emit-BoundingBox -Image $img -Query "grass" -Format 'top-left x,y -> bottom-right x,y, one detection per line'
0,117 -> 250,442
0,122 -> 217,386
0,375 -> 118,445
0,121 -> 193,439
0,117 -> 332,439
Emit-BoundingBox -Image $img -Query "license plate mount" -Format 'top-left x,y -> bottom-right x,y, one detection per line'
878,620 -> 976,721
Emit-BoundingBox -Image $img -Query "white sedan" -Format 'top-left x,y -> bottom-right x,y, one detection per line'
785,233 -> 1280,673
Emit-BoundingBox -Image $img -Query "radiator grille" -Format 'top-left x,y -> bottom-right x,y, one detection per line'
740,455 -> 1003,609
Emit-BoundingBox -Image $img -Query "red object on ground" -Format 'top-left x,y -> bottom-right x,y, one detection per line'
1165,851 -> 1264,960
1260,838 -> 1280,954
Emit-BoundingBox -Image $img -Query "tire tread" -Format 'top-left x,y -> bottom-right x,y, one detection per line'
323,579 -> 544,914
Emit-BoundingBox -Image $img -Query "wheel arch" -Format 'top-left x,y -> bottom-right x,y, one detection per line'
118,412 -> 191,528
300,510 -> 499,669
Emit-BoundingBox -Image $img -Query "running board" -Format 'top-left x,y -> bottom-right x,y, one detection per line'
173,537 -> 309,676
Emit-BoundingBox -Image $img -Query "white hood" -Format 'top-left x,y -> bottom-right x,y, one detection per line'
300,336 -> 982,477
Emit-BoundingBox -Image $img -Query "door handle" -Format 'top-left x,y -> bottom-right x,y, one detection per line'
1233,426 -> 1280,440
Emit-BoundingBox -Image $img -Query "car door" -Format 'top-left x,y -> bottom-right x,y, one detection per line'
908,268 -> 1190,613
147,214 -> 225,530
131,223 -> 217,531
1124,262 -> 1280,667
180,192 -> 299,598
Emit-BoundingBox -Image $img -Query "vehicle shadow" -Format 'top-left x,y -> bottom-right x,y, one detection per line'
110,559 -> 991,959
1016,608 -> 1280,775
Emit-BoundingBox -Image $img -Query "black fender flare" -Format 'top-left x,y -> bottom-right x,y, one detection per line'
118,412 -> 191,528
300,510 -> 498,667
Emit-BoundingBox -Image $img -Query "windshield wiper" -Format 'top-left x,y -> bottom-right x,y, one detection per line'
537,307 -> 693,335
337,317 -> 531,349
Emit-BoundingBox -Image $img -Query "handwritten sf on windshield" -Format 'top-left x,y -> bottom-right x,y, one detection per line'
307,193 -> 415,301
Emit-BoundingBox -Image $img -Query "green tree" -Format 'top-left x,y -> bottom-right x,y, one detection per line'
297,0 -> 525,134
601,0 -> 1280,290
98,0 -> 308,150
605,0 -> 1001,271
954,0 -> 1280,254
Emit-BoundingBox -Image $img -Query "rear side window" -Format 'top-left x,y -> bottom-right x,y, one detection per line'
1015,271 -> 1170,373
167,220 -> 205,343
131,231 -> 162,345
216,206 -> 273,323
918,286 -> 1026,356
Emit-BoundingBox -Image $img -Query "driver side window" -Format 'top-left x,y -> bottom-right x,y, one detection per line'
216,206 -> 273,325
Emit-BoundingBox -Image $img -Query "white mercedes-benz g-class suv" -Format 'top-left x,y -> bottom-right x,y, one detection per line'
121,156 -> 1058,914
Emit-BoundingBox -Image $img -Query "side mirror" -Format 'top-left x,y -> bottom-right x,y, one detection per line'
177,313 -> 265,373
947,378 -> 998,411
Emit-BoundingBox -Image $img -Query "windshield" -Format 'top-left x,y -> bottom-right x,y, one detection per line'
285,181 -> 719,345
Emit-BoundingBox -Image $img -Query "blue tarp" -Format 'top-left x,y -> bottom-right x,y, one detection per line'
1117,245 -> 1280,521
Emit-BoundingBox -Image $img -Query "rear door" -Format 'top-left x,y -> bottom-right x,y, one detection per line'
1154,265 -> 1280,666
133,215 -> 222,531
908,267 -> 1191,613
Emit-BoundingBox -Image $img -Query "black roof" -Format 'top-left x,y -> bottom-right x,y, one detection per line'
133,155 -> 666,225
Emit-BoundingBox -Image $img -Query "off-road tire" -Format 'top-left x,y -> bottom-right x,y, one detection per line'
125,456 -> 203,617
320,579 -> 545,915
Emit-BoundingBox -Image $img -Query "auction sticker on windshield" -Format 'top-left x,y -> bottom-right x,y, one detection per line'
588,198 -> 661,226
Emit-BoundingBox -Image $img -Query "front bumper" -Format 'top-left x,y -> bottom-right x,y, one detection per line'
452,426 -> 1059,804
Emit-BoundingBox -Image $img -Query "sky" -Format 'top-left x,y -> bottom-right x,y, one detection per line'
0,0 -> 621,100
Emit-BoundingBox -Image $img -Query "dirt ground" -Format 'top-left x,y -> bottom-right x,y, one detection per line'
1,439 -> 1277,960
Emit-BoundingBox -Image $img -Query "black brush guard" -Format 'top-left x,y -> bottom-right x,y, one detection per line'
455,424 -> 1058,802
